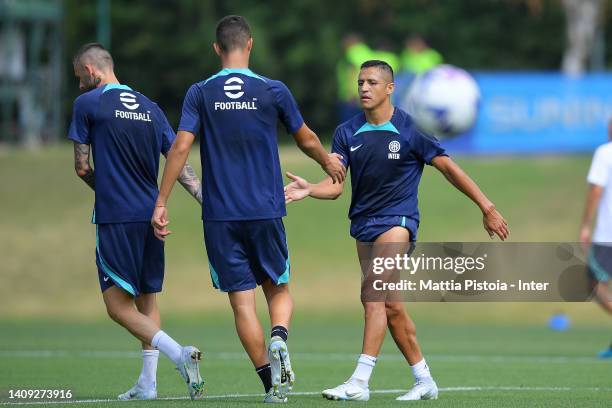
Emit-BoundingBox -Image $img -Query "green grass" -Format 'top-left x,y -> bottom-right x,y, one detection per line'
0,314 -> 611,407
0,145 -> 600,318
1,145 -> 611,406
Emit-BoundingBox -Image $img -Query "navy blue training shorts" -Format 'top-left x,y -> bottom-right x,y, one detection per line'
203,218 -> 290,292
95,222 -> 164,296
350,215 -> 418,243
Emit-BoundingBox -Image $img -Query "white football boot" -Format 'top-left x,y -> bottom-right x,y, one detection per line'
117,383 -> 157,400
268,336 -> 295,398
396,378 -> 439,401
176,346 -> 205,400
264,389 -> 288,403
322,380 -> 370,401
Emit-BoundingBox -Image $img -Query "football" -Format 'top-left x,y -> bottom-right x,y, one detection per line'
403,64 -> 480,138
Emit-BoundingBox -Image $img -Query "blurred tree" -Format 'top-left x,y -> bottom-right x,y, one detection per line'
63,0 -> 609,139
561,0 -> 603,76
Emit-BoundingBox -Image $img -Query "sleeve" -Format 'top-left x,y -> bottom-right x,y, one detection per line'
67,95 -> 92,144
410,127 -> 448,165
587,147 -> 610,187
155,105 -> 176,155
271,81 -> 304,134
331,126 -> 350,169
177,84 -> 202,135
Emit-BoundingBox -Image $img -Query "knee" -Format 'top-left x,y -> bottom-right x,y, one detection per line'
384,302 -> 404,319
105,304 -> 124,324
385,303 -> 415,332
230,302 -> 255,318
363,301 -> 385,319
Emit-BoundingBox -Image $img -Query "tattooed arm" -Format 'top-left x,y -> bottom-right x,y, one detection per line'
73,142 -> 95,191
163,153 -> 202,205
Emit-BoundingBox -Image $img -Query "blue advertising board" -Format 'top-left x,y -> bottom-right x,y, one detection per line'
397,72 -> 612,154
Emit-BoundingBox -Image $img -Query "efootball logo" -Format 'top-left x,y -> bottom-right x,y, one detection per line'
119,92 -> 139,110
224,77 -> 244,99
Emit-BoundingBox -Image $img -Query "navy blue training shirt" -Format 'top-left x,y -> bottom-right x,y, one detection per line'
332,107 -> 447,222
67,84 -> 175,224
178,68 -> 304,221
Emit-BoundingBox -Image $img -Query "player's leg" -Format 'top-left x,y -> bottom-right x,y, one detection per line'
247,218 -> 294,401
97,223 -> 204,399
205,220 -> 283,401
102,287 -> 204,399
322,240 -> 381,401
587,244 -> 612,358
118,293 -> 160,400
228,289 -> 268,367
227,288 -> 286,402
263,279 -> 294,399
369,226 -> 437,401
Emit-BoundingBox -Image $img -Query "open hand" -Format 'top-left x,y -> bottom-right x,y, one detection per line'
284,172 -> 311,203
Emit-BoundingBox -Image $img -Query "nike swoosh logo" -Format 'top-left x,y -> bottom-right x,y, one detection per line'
350,144 -> 363,152
103,276 -> 110,282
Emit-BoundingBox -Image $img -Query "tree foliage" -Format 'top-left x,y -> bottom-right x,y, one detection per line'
64,0 -> 608,136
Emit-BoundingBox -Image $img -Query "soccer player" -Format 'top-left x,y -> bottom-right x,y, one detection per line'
284,60 -> 509,401
68,43 -> 205,400
151,15 -> 345,403
579,118 -> 612,359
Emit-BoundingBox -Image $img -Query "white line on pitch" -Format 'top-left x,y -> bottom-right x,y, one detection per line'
1,386 -> 612,406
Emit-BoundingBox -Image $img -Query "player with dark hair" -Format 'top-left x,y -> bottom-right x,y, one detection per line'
151,15 -> 345,403
69,42 -> 205,400
285,59 -> 508,401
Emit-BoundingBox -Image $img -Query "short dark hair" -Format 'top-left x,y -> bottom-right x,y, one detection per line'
215,15 -> 251,52
360,60 -> 394,81
73,42 -> 113,71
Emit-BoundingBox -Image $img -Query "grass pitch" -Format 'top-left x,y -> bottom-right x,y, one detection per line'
0,145 -> 610,407
1,315 -> 611,407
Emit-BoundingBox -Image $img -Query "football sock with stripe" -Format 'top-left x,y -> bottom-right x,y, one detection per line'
256,363 -> 273,392
271,325 -> 288,342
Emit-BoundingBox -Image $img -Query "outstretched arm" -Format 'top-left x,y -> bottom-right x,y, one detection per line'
73,142 -> 95,191
432,155 -> 509,240
152,131 -> 196,240
292,124 -> 346,184
579,184 -> 603,249
284,171 -> 344,203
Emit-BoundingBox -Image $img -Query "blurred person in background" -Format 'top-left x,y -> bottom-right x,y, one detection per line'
400,35 -> 443,76
337,34 -> 374,123
579,118 -> 612,359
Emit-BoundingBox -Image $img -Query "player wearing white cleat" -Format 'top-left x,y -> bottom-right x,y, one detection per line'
322,380 -> 370,401
176,346 -> 205,400
117,384 -> 157,401
268,335 -> 295,400
264,389 -> 288,403
396,378 -> 439,401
